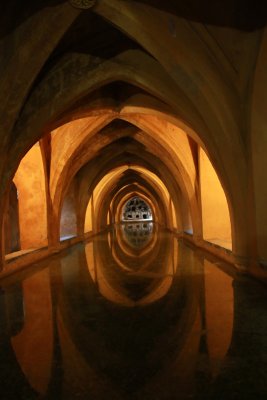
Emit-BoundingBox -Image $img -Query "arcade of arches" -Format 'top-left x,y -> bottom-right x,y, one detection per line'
1,0 -> 267,281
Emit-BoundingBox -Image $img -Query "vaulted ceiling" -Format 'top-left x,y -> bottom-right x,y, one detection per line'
1,0 -> 267,266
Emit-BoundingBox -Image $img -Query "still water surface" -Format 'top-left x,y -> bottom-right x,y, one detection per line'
1,224 -> 267,399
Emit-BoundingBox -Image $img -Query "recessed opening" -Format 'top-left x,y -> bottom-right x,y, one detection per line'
121,196 -> 153,222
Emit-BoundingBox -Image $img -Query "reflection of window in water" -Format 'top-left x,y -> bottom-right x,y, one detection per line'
122,196 -> 153,221
122,222 -> 153,248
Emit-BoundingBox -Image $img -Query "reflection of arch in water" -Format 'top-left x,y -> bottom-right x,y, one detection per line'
121,222 -> 154,250
85,228 -> 178,307
58,242 -> 219,395
2,242 -> 235,398
58,241 -> 199,395
112,224 -> 159,268
121,196 -> 153,222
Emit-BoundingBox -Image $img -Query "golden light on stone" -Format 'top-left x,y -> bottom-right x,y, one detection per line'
2,2 -> 267,399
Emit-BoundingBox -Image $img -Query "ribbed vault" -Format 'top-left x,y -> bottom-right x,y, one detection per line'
3,0 -> 266,273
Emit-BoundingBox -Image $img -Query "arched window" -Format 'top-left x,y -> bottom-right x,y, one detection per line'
121,196 -> 153,221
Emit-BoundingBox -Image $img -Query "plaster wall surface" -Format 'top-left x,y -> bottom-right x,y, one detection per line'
13,144 -> 47,249
84,197 -> 93,233
199,148 -> 232,250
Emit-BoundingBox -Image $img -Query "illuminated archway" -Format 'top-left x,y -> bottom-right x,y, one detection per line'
121,195 -> 153,222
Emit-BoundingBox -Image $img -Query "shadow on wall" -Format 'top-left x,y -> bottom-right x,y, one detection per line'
60,179 -> 77,241
4,182 -> 20,254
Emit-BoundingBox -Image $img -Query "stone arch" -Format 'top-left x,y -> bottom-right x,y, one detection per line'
90,169 -> 172,233
4,49 -> 245,259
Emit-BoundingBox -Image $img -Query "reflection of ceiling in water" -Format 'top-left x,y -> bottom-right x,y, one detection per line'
112,223 -> 159,265
122,222 -> 154,249
0,229 -> 239,400
122,196 -> 153,221
85,226 -> 178,307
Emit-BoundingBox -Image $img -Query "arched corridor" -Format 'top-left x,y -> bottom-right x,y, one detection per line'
1,1 -> 267,399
